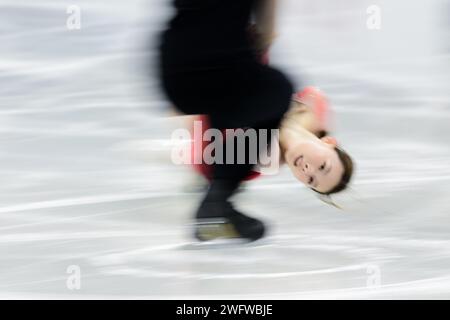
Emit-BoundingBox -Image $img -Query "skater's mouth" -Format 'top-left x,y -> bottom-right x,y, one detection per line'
294,155 -> 303,167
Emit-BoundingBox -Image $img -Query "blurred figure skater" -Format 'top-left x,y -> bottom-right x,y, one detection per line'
159,0 -> 292,242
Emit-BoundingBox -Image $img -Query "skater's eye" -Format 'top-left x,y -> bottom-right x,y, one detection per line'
320,162 -> 332,174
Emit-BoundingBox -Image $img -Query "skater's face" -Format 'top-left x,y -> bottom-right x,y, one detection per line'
285,136 -> 344,193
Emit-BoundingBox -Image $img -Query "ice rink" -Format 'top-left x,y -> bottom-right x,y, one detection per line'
0,0 -> 449,299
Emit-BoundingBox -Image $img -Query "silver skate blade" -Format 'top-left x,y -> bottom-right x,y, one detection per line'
194,218 -> 229,225
192,218 -> 241,242
180,238 -> 251,250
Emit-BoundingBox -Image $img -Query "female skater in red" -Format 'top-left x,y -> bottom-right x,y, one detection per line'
189,86 -> 353,195
158,0 -> 353,242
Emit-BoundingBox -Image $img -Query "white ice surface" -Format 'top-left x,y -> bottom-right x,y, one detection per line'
0,0 -> 450,299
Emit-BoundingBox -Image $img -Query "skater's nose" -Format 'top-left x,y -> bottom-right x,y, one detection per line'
302,161 -> 316,174
302,162 -> 310,173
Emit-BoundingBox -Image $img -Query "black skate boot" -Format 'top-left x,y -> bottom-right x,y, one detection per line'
194,181 -> 266,242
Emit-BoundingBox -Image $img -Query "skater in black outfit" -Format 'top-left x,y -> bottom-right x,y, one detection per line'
158,0 -> 294,241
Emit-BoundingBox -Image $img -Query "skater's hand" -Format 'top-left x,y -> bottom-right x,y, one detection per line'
252,0 -> 278,52
248,24 -> 276,61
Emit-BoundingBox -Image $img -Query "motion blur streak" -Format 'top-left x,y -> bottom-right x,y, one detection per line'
0,0 -> 449,298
